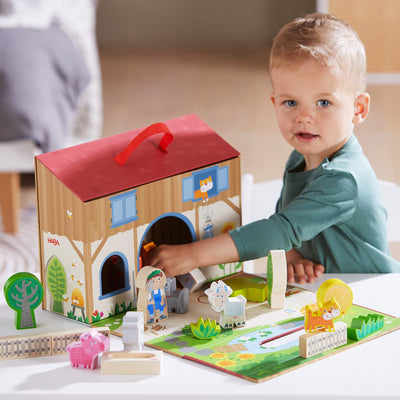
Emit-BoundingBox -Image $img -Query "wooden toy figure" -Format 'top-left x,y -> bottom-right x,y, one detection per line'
304,298 -> 341,332
122,311 -> 144,351
3,272 -> 44,329
299,321 -> 347,358
299,278 -> 353,358
136,266 -> 168,325
165,276 -> 189,314
66,330 -> 110,369
205,280 -> 246,329
304,278 -> 353,333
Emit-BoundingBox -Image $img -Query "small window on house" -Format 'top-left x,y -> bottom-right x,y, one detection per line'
110,190 -> 138,228
99,253 -> 131,299
182,165 -> 229,202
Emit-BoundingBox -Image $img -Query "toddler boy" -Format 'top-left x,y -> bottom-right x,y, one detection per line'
146,13 -> 400,282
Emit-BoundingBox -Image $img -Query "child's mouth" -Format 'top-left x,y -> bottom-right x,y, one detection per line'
295,132 -> 319,142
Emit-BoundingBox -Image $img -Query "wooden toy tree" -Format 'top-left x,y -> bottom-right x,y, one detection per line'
4,272 -> 44,329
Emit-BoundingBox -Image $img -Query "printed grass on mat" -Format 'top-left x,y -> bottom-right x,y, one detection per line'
147,304 -> 400,383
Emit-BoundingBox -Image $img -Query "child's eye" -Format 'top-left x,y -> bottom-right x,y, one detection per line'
317,99 -> 331,108
284,100 -> 297,107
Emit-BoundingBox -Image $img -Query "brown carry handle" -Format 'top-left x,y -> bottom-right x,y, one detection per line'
114,122 -> 174,166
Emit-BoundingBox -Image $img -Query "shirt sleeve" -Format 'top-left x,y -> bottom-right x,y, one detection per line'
229,169 -> 358,261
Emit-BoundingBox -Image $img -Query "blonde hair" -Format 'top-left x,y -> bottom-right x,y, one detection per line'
270,13 -> 366,93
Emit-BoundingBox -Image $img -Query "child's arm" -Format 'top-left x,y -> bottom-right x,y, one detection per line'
144,233 -> 240,277
286,249 -> 325,284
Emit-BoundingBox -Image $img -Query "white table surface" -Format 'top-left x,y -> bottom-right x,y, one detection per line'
0,273 -> 399,400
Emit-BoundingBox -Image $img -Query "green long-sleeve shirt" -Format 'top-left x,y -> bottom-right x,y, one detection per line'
230,134 -> 400,273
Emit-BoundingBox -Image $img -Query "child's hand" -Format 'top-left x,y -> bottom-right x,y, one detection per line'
143,233 -> 240,277
285,249 -> 325,284
143,244 -> 195,277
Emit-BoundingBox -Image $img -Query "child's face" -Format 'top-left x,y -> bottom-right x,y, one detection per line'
270,60 -> 369,170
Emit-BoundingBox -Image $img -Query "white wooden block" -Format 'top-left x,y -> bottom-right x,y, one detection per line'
0,327 -> 110,360
122,311 -> 144,351
177,267 -> 206,292
101,351 -> 162,375
299,321 -> 347,358
267,250 -> 287,309
0,332 -> 52,360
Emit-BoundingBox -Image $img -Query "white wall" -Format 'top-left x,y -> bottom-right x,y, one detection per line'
96,0 -> 315,50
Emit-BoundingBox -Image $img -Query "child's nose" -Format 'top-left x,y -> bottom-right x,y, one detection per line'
296,107 -> 314,125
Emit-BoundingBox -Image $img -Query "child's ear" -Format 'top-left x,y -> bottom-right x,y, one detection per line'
270,93 -> 276,106
352,93 -> 370,125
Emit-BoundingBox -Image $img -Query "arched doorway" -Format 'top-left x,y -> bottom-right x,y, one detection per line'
138,213 -> 196,271
99,252 -> 131,299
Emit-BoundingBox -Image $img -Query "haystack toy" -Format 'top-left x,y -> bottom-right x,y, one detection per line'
35,115 -> 241,323
205,280 -> 246,329
299,279 -> 353,358
316,278 -> 353,315
303,278 -> 353,334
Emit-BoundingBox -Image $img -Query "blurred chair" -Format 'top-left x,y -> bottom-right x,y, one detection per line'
0,0 -> 102,233
0,140 -> 39,233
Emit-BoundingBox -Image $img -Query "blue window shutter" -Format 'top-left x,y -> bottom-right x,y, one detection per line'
110,190 -> 138,228
182,176 -> 194,202
217,166 -> 229,192
111,199 -> 124,225
124,195 -> 136,219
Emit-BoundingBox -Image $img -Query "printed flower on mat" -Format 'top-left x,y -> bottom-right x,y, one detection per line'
210,352 -> 226,360
216,359 -> 236,368
237,353 -> 256,360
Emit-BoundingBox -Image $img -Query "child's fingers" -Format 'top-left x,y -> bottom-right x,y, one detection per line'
287,263 -> 296,283
314,263 -> 325,277
294,262 -> 307,284
302,261 -> 317,283
287,259 -> 325,284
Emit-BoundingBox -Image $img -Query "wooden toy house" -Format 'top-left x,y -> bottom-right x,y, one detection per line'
35,114 -> 242,324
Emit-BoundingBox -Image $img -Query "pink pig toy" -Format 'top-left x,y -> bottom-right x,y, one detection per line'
66,330 -> 110,369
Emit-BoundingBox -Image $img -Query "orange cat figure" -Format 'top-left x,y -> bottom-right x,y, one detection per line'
194,176 -> 213,203
304,298 -> 341,332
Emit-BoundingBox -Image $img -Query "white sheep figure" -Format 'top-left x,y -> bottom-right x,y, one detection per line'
122,311 -> 144,351
205,280 -> 246,329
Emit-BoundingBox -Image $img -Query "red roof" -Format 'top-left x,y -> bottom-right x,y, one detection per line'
36,114 -> 240,202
